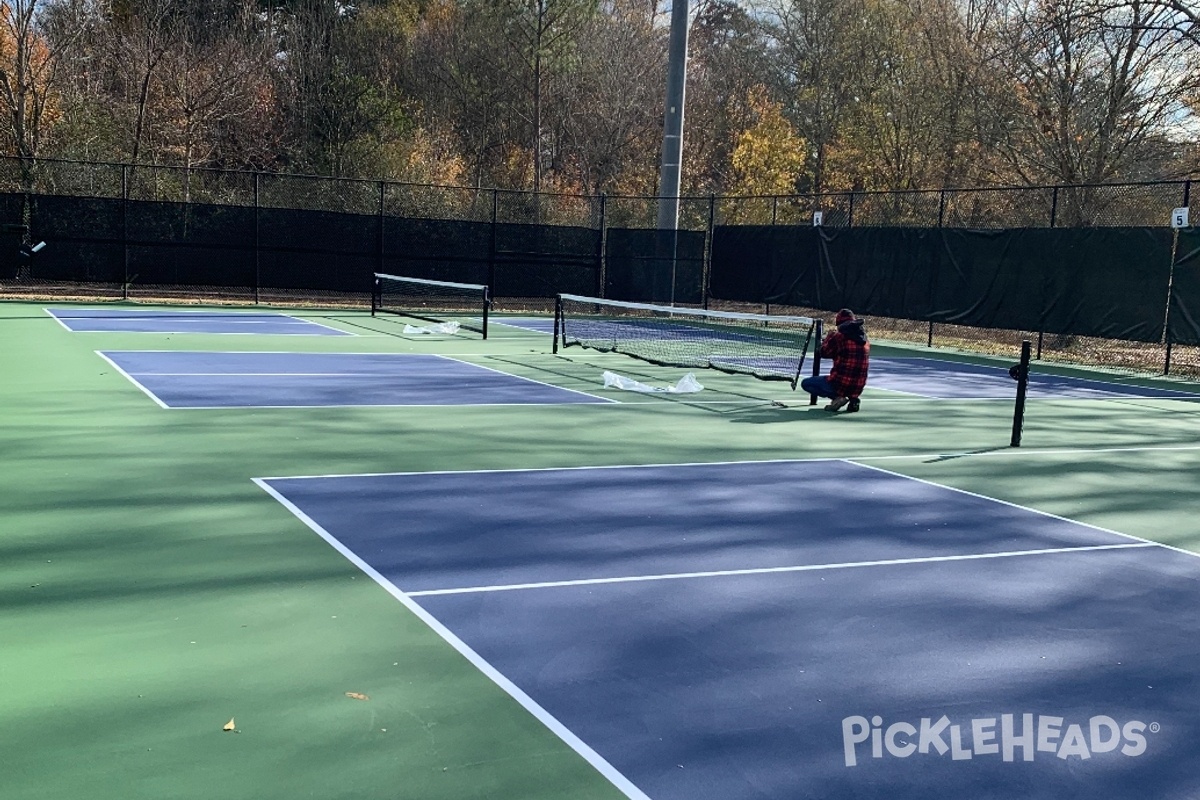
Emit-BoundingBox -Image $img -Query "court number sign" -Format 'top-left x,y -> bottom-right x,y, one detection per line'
813,211 -> 824,227
1172,207 -> 1189,229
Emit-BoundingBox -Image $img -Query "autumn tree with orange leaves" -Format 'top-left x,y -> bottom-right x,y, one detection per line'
0,1 -> 75,164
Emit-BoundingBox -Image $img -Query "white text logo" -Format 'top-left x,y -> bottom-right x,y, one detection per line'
842,713 -> 1156,767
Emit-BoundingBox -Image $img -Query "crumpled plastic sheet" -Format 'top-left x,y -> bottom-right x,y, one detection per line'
602,370 -> 703,394
404,321 -> 461,335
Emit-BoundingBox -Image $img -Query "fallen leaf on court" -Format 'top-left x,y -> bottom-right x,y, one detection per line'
223,718 -> 236,731
345,692 -> 369,701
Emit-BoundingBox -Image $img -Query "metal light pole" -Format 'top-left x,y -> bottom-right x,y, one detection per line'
657,0 -> 689,304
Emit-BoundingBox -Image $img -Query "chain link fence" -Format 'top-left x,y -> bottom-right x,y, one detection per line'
0,156 -> 1195,378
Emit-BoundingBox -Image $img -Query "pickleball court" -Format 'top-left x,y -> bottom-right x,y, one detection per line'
256,459 -> 1200,800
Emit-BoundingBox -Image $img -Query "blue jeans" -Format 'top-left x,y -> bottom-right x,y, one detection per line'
800,375 -> 838,399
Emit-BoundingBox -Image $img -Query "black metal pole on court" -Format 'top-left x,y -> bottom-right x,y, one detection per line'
481,287 -> 489,340
808,319 -> 823,406
552,294 -> 562,354
1010,339 -> 1031,447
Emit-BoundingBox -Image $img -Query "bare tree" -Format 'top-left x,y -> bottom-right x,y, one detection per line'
153,32 -> 275,181
556,0 -> 663,196
986,0 -> 1199,197
0,0 -> 85,173
760,0 -> 881,194
686,0 -> 778,195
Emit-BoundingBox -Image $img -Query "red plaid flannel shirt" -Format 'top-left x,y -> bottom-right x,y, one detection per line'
820,328 -> 870,397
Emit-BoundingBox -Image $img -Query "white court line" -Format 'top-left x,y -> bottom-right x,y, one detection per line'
254,449 -> 1200,481
63,328 -> 351,336
101,348 -> 426,354
897,354 -> 1200,392
160,400 -> 613,410
49,305 -> 288,315
58,317 -> 315,324
43,306 -> 76,331
120,371 -> 469,377
433,353 -> 614,403
280,313 -> 359,336
253,455 -> 1197,792
256,456 -> 1200,570
51,309 -> 356,335
94,351 -> 169,409
406,543 -> 1154,596
99,351 -> 617,406
850,460 -> 1200,562
251,478 -> 652,800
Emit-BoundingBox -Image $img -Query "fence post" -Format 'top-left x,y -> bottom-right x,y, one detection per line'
488,189 -> 498,294
704,194 -> 716,309
937,190 -> 946,227
847,191 -> 856,228
597,193 -> 607,298
1049,186 -> 1059,228
1158,181 -> 1189,373
121,164 -> 129,301
253,172 -> 260,304
377,180 -> 385,285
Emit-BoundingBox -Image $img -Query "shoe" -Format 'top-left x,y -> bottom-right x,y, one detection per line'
825,397 -> 850,412
847,398 -> 860,413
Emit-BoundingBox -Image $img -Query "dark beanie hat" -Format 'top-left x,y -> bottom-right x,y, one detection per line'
835,309 -> 855,325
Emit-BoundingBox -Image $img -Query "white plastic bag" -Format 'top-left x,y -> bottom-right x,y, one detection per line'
404,321 -> 461,335
602,370 -> 703,394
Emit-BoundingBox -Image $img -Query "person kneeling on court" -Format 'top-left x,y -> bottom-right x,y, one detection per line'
800,309 -> 869,413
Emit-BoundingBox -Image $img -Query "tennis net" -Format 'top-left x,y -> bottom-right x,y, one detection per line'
554,293 -> 821,388
371,273 -> 490,338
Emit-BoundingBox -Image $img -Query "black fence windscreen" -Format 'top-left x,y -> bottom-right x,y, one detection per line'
1169,228 -> 1200,346
708,226 -> 816,307
28,194 -> 124,284
383,217 -> 491,286
126,200 -> 256,294
604,228 -> 705,304
5,176 -> 1188,361
493,222 -> 600,299
258,207 -> 378,295
710,225 -> 1173,343
0,191 -> 27,278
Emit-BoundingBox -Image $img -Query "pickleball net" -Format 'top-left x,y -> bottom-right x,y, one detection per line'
371,273 -> 490,338
554,293 -> 821,389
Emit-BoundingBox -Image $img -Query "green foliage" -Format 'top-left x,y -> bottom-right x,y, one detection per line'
730,87 -> 807,198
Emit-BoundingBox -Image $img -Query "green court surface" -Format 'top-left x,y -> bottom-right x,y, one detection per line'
2,300 -> 1199,800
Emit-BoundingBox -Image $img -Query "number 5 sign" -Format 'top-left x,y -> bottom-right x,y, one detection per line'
1172,207 -> 1189,228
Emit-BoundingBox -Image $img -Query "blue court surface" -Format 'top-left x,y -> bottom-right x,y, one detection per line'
869,356 -> 1198,400
257,460 -> 1200,800
47,307 -> 350,335
98,351 -> 610,408
717,355 -> 1195,400
493,316 -> 556,334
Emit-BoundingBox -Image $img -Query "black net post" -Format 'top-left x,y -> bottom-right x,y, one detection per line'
552,294 -> 562,354
481,287 -> 489,340
371,275 -> 379,315
1010,339 -> 1032,447
809,319 -> 823,405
